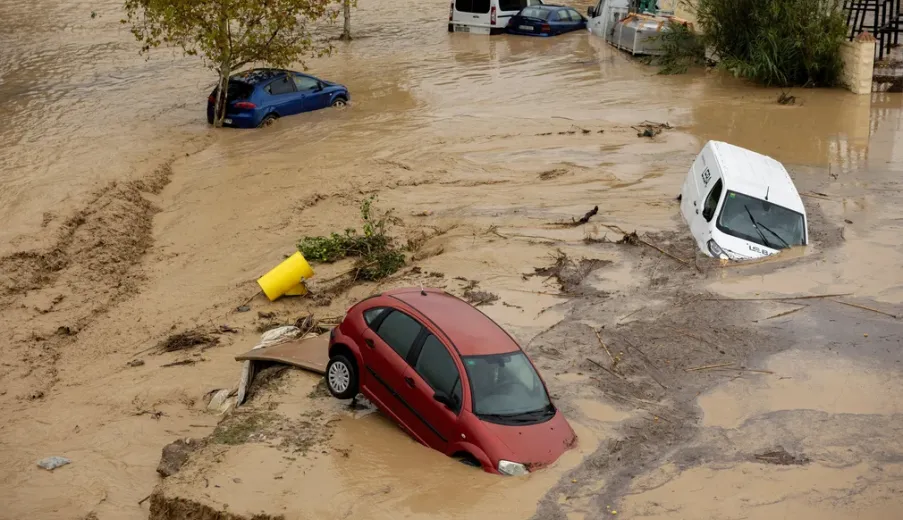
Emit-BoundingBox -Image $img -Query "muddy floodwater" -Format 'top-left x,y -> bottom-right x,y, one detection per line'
1,0 -> 902,519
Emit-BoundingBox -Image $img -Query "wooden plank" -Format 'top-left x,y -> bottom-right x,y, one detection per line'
235,333 -> 330,375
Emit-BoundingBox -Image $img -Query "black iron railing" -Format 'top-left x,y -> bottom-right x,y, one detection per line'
844,0 -> 902,60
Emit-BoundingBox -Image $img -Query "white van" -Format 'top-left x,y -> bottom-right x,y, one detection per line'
449,0 -> 544,35
680,141 -> 808,260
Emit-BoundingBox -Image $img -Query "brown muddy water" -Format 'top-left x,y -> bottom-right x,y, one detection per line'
1,0 -> 903,519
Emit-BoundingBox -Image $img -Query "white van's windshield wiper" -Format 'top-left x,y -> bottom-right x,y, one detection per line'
757,221 -> 790,249
744,205 -> 775,249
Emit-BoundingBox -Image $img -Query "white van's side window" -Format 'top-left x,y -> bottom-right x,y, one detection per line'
456,0 -> 490,13
702,178 -> 723,222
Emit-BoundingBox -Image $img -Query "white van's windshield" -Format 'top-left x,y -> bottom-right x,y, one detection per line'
717,191 -> 806,249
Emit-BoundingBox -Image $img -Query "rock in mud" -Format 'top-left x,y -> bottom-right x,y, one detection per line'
127,359 -> 145,367
754,446 -> 809,466
37,456 -> 71,471
157,438 -> 204,477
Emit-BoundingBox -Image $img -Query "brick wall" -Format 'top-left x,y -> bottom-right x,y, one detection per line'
840,37 -> 876,95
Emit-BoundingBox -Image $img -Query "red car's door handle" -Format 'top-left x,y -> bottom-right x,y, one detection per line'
404,376 -> 415,388
365,338 -> 375,348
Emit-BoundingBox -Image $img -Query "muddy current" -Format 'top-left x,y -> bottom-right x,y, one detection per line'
1,0 -> 902,519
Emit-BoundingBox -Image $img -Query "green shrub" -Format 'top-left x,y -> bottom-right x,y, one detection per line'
297,196 -> 405,281
653,22 -> 707,75
697,0 -> 847,87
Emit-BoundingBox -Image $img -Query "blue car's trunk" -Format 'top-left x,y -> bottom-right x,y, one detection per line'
208,81 -> 255,120
510,16 -> 551,35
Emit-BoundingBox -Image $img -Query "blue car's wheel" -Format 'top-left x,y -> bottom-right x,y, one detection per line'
258,113 -> 278,128
331,97 -> 348,108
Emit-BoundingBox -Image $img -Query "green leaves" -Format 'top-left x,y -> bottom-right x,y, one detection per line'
123,0 -> 337,125
297,197 -> 407,282
697,0 -> 847,87
652,22 -> 707,75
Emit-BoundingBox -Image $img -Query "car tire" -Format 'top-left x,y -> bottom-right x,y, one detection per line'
326,355 -> 359,399
331,97 -> 348,108
455,453 -> 481,468
258,114 -> 278,128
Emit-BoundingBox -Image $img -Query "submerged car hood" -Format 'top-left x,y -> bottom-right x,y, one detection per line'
481,410 -> 576,470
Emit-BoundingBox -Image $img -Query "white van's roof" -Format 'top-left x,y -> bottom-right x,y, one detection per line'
706,141 -> 806,216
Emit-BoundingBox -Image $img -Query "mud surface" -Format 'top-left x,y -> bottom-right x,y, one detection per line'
1,0 -> 903,518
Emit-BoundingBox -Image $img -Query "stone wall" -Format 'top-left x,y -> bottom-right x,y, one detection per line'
840,35 -> 877,95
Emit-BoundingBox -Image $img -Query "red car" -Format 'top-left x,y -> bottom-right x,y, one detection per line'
326,287 -> 577,475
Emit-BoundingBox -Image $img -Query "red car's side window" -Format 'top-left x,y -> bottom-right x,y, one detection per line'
374,310 -> 422,360
413,335 -> 463,412
363,307 -> 388,327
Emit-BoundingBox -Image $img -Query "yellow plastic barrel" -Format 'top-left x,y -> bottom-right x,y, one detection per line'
257,252 -> 315,301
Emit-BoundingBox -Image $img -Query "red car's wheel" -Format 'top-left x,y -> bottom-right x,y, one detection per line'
326,354 -> 359,399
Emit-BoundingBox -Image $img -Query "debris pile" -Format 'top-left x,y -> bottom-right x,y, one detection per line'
157,330 -> 219,353
632,121 -> 672,138
532,250 -> 610,295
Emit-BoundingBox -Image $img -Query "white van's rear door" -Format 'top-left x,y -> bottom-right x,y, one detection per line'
453,0 -> 492,33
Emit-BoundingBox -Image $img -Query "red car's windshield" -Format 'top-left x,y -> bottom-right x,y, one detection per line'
463,351 -> 552,422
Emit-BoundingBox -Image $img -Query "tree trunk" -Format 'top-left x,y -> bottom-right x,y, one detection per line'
214,64 -> 231,128
214,10 -> 231,128
341,0 -> 352,41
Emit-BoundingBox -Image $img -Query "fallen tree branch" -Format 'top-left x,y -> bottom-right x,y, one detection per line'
615,333 -> 667,389
831,300 -> 899,319
593,328 -> 615,366
574,206 -> 599,225
705,293 -> 853,302
667,326 -> 721,351
618,306 -> 647,323
637,237 -> 692,267
685,362 -> 734,372
716,367 -> 774,375
588,358 -> 625,379
759,305 -> 807,321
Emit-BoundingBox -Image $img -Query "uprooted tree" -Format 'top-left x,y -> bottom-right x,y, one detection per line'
123,0 -> 337,127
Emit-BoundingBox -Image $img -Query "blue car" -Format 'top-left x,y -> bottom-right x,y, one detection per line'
506,5 -> 587,36
206,69 -> 350,128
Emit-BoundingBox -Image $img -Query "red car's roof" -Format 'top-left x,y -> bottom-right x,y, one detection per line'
385,288 -> 521,357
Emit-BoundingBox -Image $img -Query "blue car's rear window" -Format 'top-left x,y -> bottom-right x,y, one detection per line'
227,81 -> 254,100
213,81 -> 254,103
520,7 -> 551,20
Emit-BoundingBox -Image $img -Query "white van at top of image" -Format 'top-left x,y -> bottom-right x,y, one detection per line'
449,0 -> 544,34
680,141 -> 808,261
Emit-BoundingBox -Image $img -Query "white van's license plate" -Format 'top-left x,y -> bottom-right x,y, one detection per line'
519,25 -> 534,31
455,24 -> 470,32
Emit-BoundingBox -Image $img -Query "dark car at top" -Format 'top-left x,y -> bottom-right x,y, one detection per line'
206,68 -> 349,129
506,5 -> 587,36
326,287 -> 577,475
